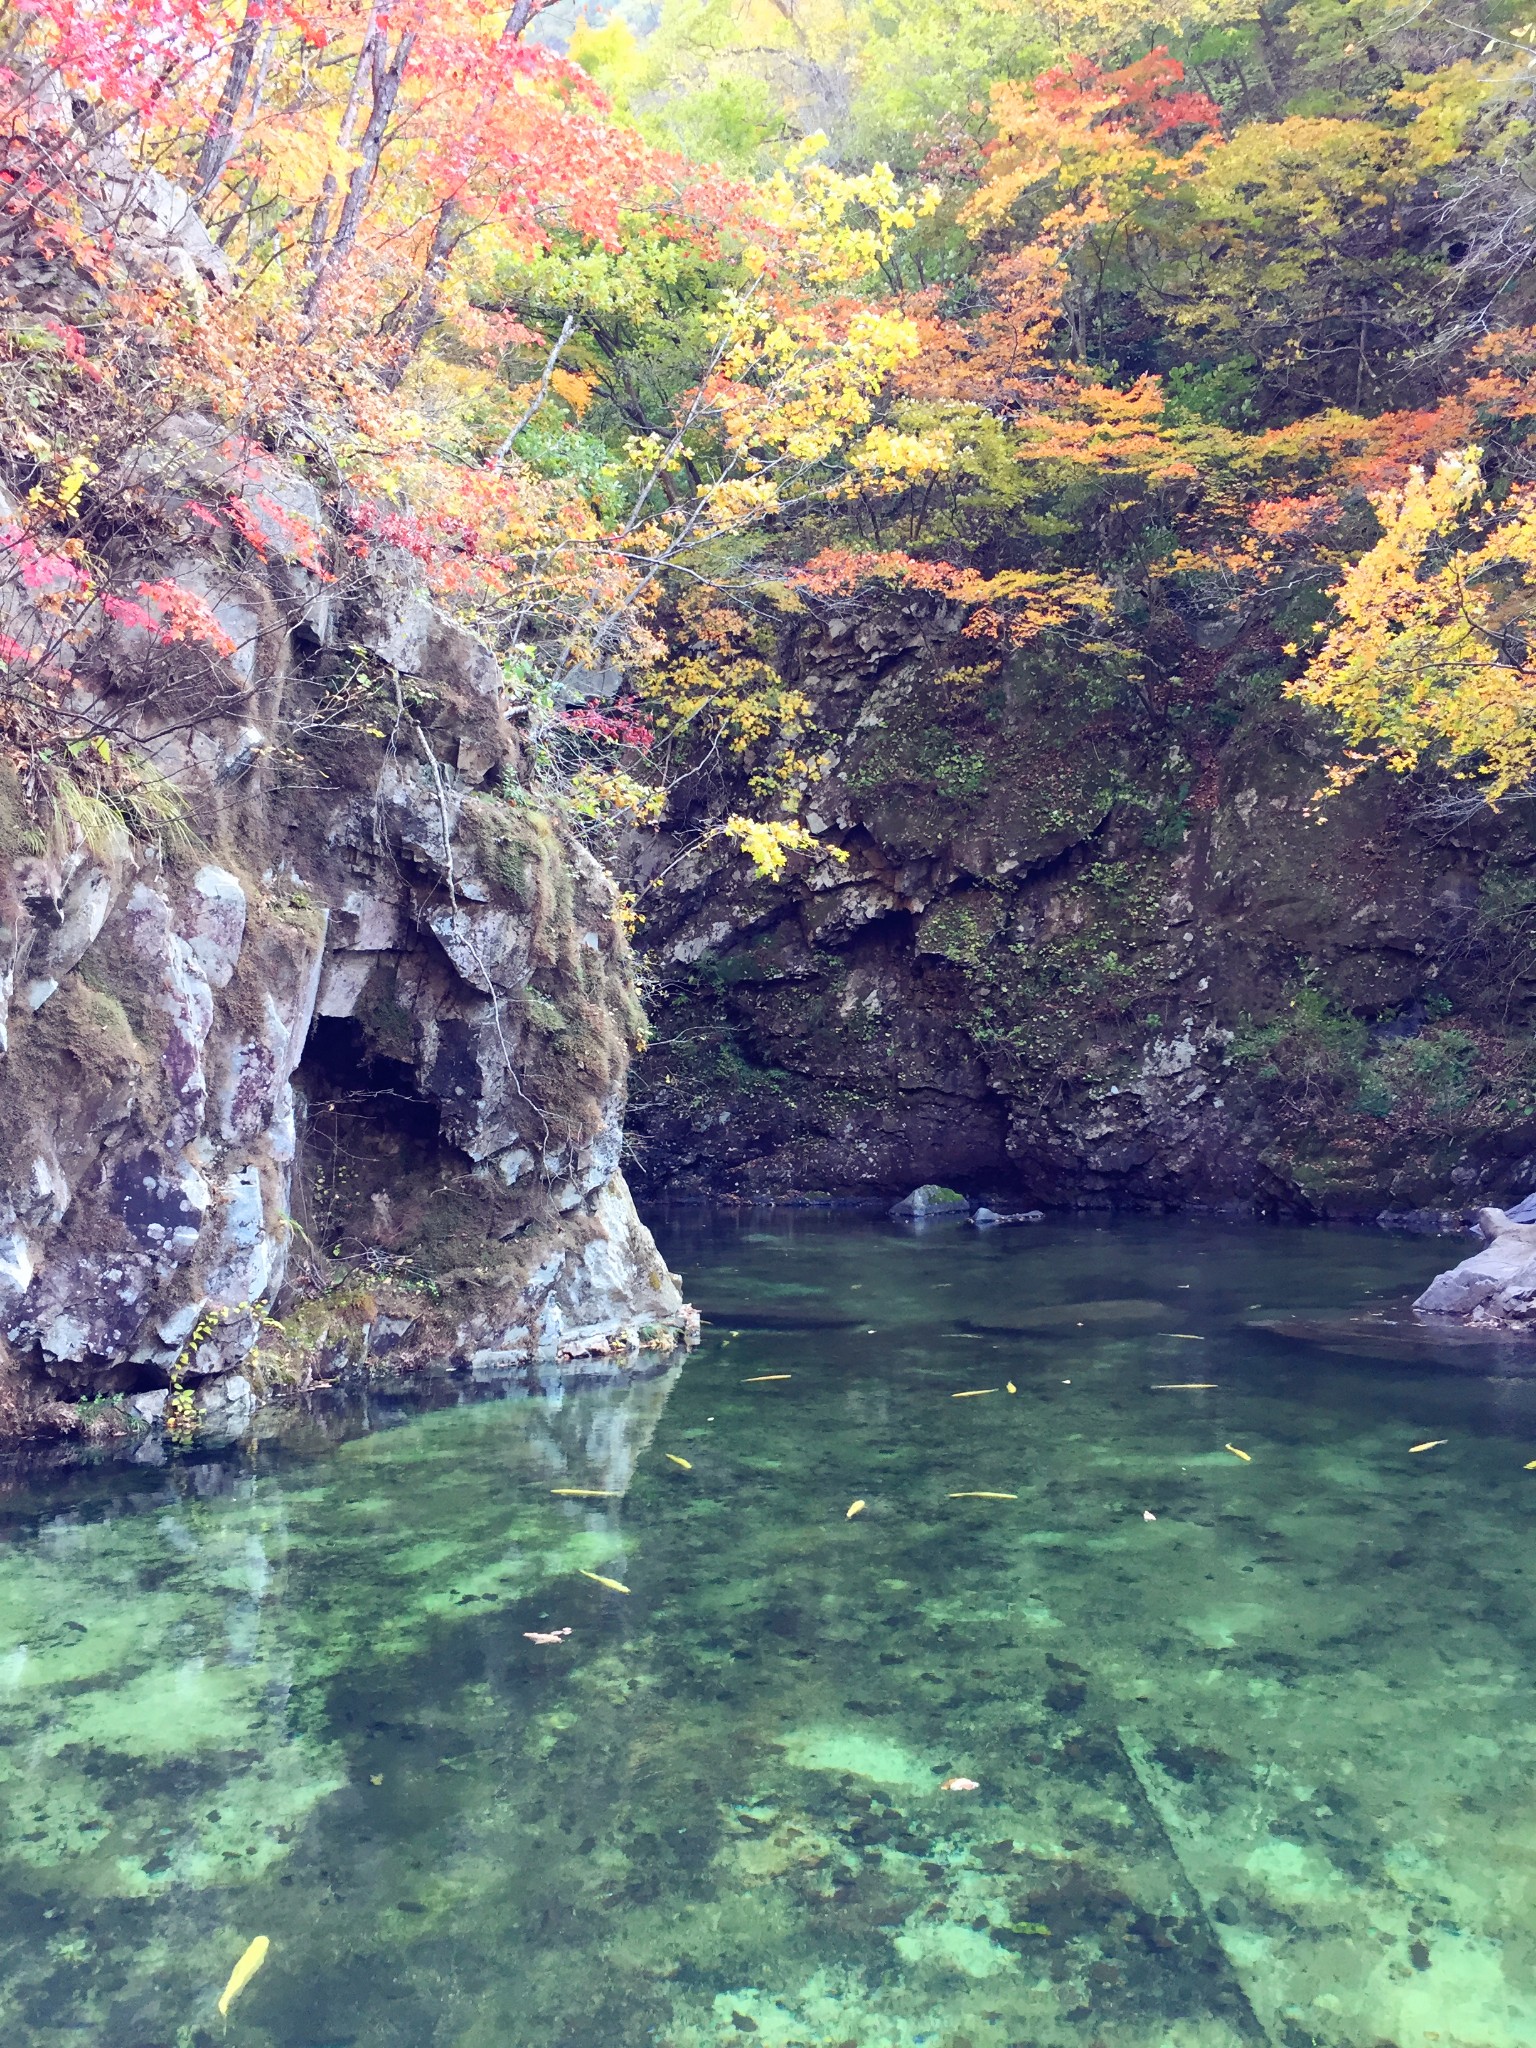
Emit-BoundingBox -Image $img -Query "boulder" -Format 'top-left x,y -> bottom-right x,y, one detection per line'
1413,1209 -> 1536,1330
891,1184 -> 970,1220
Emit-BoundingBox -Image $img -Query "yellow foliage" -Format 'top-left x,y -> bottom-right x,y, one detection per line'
721,815 -> 845,879
549,367 -> 597,417
568,767 -> 667,824
1292,448 -> 1536,801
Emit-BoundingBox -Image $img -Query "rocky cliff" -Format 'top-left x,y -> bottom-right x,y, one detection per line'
0,418 -> 692,1437
626,596 -> 1536,1219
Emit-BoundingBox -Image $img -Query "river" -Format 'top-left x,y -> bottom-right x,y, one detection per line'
0,1213 -> 1532,2047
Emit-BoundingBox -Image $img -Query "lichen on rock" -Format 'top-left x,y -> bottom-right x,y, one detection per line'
0,426 -> 694,1435
626,594 -> 1536,1221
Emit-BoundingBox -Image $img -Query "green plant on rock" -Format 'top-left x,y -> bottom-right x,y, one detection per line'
1356,1030 -> 1482,1121
1229,986 -> 1369,1110
161,1299 -> 275,1443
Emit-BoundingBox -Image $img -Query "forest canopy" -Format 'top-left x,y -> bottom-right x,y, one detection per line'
6,0 -> 1536,862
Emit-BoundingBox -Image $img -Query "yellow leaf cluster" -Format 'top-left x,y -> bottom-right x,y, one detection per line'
1292,448 -> 1536,800
721,815 -> 844,879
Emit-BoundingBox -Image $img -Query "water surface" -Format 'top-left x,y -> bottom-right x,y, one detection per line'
2,1214 -> 1534,2048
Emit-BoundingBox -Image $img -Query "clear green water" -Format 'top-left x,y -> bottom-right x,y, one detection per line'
3,1215 -> 1536,2048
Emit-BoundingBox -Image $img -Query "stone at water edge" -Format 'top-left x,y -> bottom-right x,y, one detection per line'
972,1208 -> 1045,1228
889,1185 -> 971,1221
1414,1208 -> 1536,1329
1505,1191 -> 1536,1223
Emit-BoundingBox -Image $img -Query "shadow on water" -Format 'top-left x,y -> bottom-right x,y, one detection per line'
0,1212 -> 1533,2046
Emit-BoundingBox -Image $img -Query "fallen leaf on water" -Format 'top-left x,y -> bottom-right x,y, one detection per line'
1409,1440 -> 1448,1453
1151,1383 -> 1219,1390
578,1570 -> 630,1594
217,1937 -> 270,2019
523,1628 -> 572,1644
846,1499 -> 867,1519
949,1491 -> 1018,1500
369,1774 -> 384,1785
1526,1460 -> 1536,1470
1005,1381 -> 1017,1394
1224,1444 -> 1252,1462
1142,1511 -> 1157,1522
1008,1920 -> 1050,1937
952,1389 -> 998,1398
1164,1334 -> 1206,1340
665,1454 -> 693,1470
550,1488 -> 623,1497
743,1374 -> 791,1383
941,1776 -> 979,1792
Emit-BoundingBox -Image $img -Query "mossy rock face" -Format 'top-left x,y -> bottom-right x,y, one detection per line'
0,428 -> 679,1418
626,597 -> 1536,1217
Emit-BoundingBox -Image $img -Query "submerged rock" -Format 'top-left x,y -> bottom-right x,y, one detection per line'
890,1185 -> 970,1220
1413,1208 -> 1536,1331
972,1207 -> 1045,1227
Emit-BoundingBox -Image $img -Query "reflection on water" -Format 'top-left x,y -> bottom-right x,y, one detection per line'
1,1213 -> 1534,2047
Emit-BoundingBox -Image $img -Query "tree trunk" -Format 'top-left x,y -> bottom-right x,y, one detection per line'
195,0 -> 267,196
379,0 -> 551,381
383,199 -> 463,387
304,24 -> 416,320
308,5 -> 378,264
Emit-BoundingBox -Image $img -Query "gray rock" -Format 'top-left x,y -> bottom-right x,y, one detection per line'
197,1372 -> 256,1434
1376,1206 -> 1473,1235
891,1184 -> 970,1220
972,1208 -> 1045,1226
1504,1192 -> 1536,1224
0,414 -> 695,1422
1414,1209 -> 1536,1330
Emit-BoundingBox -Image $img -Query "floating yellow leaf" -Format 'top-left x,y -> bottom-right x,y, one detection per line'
665,1454 -> 693,1469
578,1570 -> 631,1594
1409,1440 -> 1448,1453
217,1936 -> 269,2018
1164,1334 -> 1206,1340
948,1491 -> 1018,1500
369,1774 -> 383,1785
1224,1444 -> 1252,1462
1005,1381 -> 1017,1394
551,1488 -> 623,1497
846,1499 -> 867,1518
743,1374 -> 792,1382
1526,1459 -> 1536,1470
952,1389 -> 998,1398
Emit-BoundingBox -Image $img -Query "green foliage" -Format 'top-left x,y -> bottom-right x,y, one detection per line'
1162,357 -> 1259,428
1229,986 -> 1370,1096
1356,1031 -> 1482,1119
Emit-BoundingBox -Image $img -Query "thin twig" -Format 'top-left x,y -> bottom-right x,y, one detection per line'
491,312 -> 578,470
